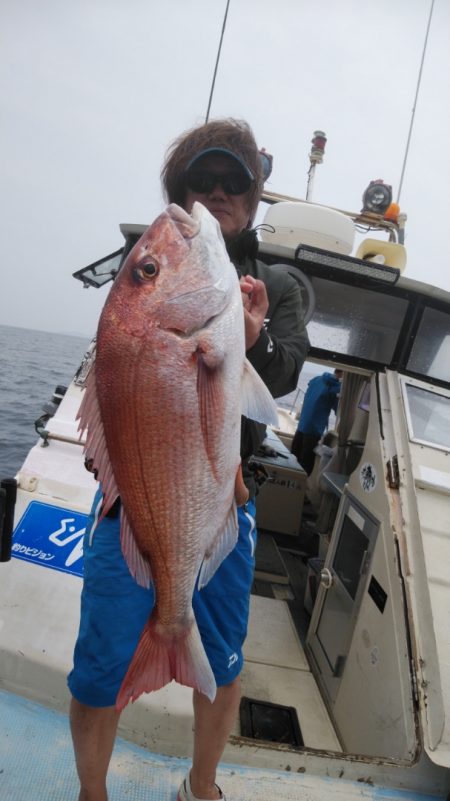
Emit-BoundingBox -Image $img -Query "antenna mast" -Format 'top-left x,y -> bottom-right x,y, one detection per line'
306,131 -> 327,202
205,0 -> 231,123
397,0 -> 435,203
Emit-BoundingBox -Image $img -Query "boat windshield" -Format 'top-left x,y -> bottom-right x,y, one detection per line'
403,382 -> 450,451
307,275 -> 408,364
407,306 -> 450,384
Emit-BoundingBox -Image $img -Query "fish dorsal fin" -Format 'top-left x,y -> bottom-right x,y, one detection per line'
77,365 -> 119,515
241,358 -> 279,426
197,500 -> 239,589
196,351 -> 224,480
120,505 -> 153,589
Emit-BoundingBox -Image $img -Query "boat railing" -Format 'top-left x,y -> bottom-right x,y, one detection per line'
261,189 -> 404,243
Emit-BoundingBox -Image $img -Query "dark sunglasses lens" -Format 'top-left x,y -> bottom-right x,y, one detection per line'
186,172 -> 215,194
221,173 -> 252,194
186,170 -> 251,195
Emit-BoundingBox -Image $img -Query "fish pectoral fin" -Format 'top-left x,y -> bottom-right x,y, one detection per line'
120,505 -> 153,589
115,613 -> 217,710
77,364 -> 119,513
197,501 -> 239,589
241,358 -> 279,427
196,350 -> 224,480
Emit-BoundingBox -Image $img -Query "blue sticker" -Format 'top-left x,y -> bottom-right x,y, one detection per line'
12,501 -> 88,577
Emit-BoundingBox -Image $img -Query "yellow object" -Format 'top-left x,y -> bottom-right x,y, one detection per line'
384,202 -> 400,223
356,238 -> 407,272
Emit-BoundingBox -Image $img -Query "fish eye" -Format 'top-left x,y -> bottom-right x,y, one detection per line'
136,262 -> 159,280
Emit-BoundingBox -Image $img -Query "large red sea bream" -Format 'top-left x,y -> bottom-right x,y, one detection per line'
78,202 -> 278,709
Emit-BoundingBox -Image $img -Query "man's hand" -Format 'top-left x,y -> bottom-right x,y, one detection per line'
239,275 -> 269,350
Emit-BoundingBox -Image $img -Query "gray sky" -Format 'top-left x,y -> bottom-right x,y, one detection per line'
1,0 -> 449,337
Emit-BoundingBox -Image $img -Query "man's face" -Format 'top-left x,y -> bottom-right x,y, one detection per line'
183,154 -> 252,241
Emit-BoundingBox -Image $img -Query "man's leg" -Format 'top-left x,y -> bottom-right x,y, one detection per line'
68,491 -> 154,799
189,677 -> 241,800
290,429 -> 303,462
299,433 -> 320,475
70,698 -> 121,801
182,500 -> 256,800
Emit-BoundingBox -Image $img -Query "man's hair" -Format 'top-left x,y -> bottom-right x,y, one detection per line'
161,118 -> 264,226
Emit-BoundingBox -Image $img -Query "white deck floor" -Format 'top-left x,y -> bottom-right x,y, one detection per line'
2,557 -> 447,797
240,594 -> 342,751
0,689 -> 439,801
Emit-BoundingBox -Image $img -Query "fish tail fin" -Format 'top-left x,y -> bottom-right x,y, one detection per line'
115,614 -> 216,711
172,618 -> 217,702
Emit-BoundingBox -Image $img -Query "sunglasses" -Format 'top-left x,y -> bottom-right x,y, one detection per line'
185,169 -> 253,196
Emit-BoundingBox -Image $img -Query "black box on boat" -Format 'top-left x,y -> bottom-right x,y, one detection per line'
239,696 -> 304,747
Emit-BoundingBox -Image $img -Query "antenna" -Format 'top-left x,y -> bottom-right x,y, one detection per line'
397,0 -> 435,203
205,0 -> 231,123
306,131 -> 327,202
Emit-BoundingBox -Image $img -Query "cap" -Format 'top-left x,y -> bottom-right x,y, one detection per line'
185,148 -> 254,180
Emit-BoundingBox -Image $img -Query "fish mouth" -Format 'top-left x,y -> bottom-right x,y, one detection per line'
160,202 -> 230,334
166,204 -> 200,239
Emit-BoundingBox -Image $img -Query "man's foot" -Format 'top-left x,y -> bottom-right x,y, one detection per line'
177,772 -> 225,801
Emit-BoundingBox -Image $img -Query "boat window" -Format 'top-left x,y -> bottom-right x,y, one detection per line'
333,515 -> 370,601
407,306 -> 450,383
307,276 -> 408,364
72,248 -> 124,288
403,383 -> 450,451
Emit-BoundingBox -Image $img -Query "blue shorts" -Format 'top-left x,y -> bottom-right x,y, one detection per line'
67,489 -> 257,707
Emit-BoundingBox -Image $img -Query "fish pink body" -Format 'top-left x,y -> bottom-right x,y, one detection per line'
78,202 -> 277,709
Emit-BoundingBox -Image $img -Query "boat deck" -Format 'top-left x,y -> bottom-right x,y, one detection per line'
1,494 -> 448,798
239,592 -> 341,751
0,689 -> 439,801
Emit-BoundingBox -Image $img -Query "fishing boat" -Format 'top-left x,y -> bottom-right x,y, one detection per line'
1,153 -> 450,799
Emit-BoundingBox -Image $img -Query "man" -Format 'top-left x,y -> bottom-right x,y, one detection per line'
291,368 -> 343,475
68,118 -> 309,801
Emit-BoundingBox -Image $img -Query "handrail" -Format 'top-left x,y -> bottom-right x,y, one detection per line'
261,189 -> 400,240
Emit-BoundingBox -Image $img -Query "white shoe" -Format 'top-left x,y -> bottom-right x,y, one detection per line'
177,772 -> 226,801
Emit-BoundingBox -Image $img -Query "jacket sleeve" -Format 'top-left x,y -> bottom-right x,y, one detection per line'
246,271 -> 309,398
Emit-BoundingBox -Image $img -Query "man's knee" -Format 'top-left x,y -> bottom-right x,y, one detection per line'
70,697 -> 120,740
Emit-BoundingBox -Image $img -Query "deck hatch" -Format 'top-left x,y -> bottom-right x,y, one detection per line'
239,696 -> 304,747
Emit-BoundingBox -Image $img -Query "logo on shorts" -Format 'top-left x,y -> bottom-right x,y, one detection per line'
228,652 -> 238,669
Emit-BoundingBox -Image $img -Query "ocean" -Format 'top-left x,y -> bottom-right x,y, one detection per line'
0,325 -> 90,479
0,323 -> 329,480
